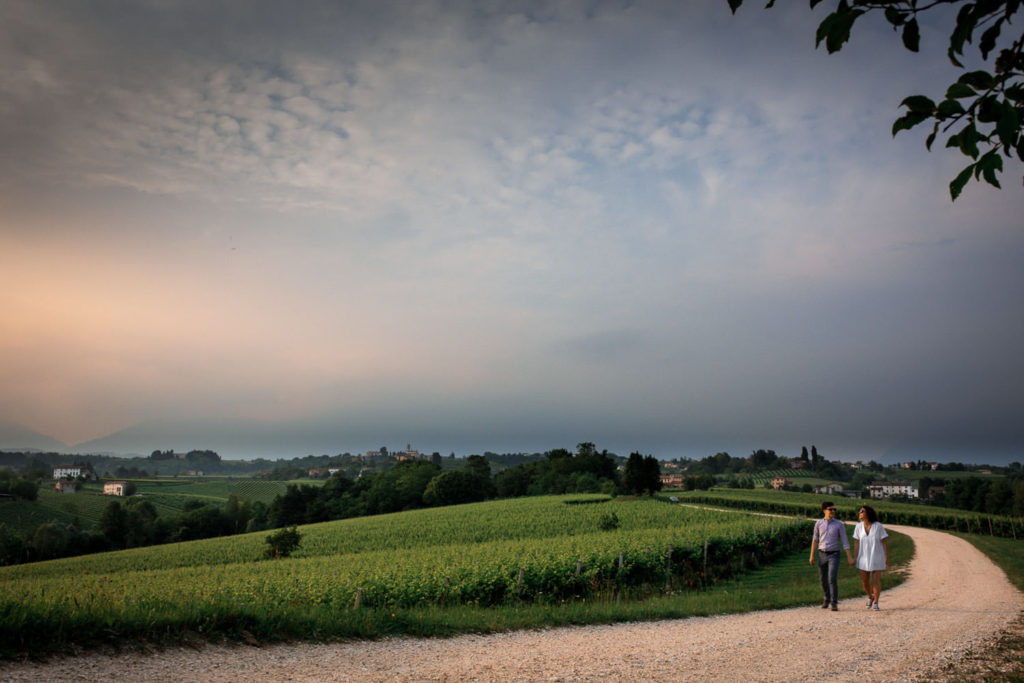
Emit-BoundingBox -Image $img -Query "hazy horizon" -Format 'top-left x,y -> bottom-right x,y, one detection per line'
2,1 -> 1022,466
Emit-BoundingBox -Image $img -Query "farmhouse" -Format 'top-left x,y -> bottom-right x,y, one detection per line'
103,481 -> 128,496
659,473 -> 685,488
52,465 -> 97,481
867,481 -> 919,499
770,477 -> 792,490
813,483 -> 844,495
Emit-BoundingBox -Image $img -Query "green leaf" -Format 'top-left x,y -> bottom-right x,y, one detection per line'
764,0 -> 776,7
979,21 -> 1002,60
977,95 -> 1001,123
892,111 -> 930,136
926,130 -> 937,151
727,0 -> 744,14
884,7 -> 906,27
946,83 -> 977,99
901,18 -> 920,52
996,100 -> 1019,147
900,95 -> 936,114
937,99 -> 966,118
810,0 -> 824,8
949,163 -> 975,201
979,151 -> 1003,188
959,124 -> 981,159
959,71 -> 995,90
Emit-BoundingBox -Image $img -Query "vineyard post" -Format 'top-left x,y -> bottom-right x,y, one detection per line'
353,587 -> 363,610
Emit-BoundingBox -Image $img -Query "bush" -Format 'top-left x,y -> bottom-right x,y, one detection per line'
598,511 -> 620,531
263,526 -> 302,559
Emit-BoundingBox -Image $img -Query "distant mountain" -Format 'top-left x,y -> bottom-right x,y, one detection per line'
0,421 -> 68,452
70,418 -> 341,460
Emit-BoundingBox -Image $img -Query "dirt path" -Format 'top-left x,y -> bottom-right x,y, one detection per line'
2,525 -> 1021,682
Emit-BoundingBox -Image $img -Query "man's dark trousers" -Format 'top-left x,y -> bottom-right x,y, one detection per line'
818,550 -> 840,606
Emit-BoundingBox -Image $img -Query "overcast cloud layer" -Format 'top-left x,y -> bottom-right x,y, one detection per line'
1,0 -> 1022,463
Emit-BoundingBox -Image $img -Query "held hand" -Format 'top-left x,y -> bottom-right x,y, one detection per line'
809,557 -> 814,566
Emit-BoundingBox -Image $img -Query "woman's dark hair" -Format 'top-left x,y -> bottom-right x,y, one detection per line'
860,504 -> 878,523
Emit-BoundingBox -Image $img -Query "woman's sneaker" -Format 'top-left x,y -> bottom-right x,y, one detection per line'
866,599 -> 874,608
872,603 -> 880,611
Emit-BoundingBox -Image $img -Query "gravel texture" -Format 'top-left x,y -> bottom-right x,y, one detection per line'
2,524 -> 1021,682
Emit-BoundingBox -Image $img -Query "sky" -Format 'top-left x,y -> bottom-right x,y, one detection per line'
1,1 -> 1022,464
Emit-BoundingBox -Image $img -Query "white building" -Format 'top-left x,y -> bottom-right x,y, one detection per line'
103,481 -> 128,496
52,466 -> 96,481
867,481 -> 919,499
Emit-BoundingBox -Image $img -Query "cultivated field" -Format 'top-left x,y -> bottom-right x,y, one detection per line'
0,494 -> 814,655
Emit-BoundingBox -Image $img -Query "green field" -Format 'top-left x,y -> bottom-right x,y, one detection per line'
0,478 -> 297,534
0,494 -> 822,655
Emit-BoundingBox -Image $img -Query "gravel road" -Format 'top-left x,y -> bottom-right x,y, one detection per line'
2,524 -> 1021,682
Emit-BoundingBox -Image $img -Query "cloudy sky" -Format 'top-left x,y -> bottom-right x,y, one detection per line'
2,0 -> 1022,463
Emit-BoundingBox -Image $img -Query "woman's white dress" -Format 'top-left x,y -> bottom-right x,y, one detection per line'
853,521 -> 888,571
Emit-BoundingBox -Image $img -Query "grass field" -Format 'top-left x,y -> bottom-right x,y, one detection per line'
0,478 -> 298,534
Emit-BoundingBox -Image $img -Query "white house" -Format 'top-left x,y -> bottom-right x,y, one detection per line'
867,481 -> 919,499
813,483 -> 844,495
103,481 -> 128,496
52,466 -> 96,481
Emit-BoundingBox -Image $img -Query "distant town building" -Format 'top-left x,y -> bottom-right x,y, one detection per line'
867,481 -> 919,499
813,483 -> 844,495
395,444 -> 422,462
103,481 -> 128,496
52,466 -> 97,481
659,473 -> 685,488
770,477 -> 792,490
54,481 -> 77,494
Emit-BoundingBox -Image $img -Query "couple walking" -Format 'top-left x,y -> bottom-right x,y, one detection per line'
809,500 -> 889,611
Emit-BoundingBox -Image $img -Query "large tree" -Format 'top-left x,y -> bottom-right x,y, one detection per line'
727,0 -> 1023,200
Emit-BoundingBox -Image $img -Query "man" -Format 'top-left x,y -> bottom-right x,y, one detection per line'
809,501 -> 853,611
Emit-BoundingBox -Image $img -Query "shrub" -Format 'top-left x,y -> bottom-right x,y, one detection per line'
263,526 -> 302,559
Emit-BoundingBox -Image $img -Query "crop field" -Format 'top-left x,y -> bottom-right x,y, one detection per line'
0,495 -> 811,654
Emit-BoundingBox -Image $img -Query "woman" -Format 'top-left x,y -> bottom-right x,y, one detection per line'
853,504 -> 889,610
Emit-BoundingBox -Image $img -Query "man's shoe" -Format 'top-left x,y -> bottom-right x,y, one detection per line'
822,599 -> 830,609
830,604 -> 838,611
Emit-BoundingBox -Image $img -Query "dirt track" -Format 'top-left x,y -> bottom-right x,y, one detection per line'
2,524 -> 1021,682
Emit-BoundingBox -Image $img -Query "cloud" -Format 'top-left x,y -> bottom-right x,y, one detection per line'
1,0 -> 1022,460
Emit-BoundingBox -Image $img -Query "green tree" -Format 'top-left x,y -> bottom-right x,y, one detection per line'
623,452 -> 662,496
727,0 -> 1023,199
97,501 -> 128,548
263,526 -> 302,559
0,524 -> 26,566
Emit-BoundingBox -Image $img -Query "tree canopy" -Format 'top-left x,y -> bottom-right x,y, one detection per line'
727,0 -> 1023,200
